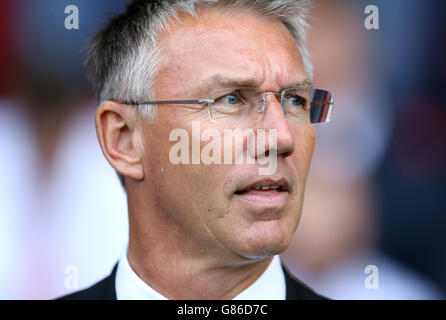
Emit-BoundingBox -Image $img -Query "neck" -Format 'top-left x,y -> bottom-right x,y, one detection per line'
125,204 -> 273,299
127,235 -> 273,300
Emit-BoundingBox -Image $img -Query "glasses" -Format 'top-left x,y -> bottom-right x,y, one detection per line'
122,86 -> 334,124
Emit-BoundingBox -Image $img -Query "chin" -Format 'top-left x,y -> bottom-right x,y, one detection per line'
236,221 -> 294,259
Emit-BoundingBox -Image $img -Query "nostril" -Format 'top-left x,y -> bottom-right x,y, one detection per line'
280,142 -> 295,158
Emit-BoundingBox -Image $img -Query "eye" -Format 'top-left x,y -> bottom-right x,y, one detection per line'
215,90 -> 249,106
216,93 -> 241,105
286,95 -> 305,107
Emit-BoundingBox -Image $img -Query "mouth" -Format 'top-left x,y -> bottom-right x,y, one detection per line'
235,178 -> 289,194
234,178 -> 290,204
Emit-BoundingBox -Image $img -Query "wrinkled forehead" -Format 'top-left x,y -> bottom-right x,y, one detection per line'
158,6 -> 301,60
154,7 -> 306,96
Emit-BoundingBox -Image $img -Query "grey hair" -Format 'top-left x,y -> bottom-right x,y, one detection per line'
85,0 -> 313,187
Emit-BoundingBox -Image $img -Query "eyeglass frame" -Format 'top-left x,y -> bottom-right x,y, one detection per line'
121,86 -> 334,123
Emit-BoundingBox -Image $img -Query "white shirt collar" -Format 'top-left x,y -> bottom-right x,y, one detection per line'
115,247 -> 286,300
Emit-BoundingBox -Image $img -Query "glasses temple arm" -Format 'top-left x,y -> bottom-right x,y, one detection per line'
121,99 -> 214,105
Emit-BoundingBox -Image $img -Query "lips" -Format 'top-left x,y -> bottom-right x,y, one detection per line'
231,177 -> 292,216
234,178 -> 290,195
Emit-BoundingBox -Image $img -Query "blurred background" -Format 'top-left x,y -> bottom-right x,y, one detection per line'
0,0 -> 445,299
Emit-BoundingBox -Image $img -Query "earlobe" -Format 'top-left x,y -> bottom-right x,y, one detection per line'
95,101 -> 145,181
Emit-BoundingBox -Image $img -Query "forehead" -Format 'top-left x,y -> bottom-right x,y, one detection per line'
155,7 -> 306,96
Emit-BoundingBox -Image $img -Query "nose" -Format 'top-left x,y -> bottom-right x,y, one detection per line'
257,94 -> 295,158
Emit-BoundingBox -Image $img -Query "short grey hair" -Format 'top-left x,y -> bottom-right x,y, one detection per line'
85,0 -> 313,187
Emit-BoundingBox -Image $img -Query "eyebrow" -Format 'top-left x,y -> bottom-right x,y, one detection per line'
293,78 -> 313,89
200,74 -> 313,92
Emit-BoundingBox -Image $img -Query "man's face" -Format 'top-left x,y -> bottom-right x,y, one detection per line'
138,8 -> 315,262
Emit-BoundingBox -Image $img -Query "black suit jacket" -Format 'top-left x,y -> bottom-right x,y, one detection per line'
59,262 -> 326,300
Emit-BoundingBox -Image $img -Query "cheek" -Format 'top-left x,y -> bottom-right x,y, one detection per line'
304,126 -> 316,162
292,125 -> 316,177
143,117 -> 230,200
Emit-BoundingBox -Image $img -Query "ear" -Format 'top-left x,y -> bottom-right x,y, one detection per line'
95,101 -> 144,182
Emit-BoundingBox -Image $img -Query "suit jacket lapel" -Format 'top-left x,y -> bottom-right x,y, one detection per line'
282,264 -> 327,300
